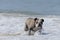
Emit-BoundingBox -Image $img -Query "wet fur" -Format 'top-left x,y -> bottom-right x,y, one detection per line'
25,18 -> 38,35
24,18 -> 44,35
37,19 -> 44,33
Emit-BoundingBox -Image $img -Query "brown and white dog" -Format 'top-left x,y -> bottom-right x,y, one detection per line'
24,18 -> 44,35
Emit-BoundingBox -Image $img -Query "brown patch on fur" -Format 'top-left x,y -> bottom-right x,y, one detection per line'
24,18 -> 39,35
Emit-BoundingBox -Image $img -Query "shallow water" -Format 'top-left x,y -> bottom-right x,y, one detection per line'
0,13 -> 59,40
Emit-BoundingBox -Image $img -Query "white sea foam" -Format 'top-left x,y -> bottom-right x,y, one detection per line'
0,13 -> 59,40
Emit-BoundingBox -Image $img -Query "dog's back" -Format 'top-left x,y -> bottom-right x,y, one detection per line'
25,18 -> 35,29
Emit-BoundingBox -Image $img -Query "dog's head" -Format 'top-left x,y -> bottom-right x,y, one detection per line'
37,19 -> 44,27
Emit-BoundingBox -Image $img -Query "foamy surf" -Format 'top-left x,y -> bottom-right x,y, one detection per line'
0,13 -> 59,40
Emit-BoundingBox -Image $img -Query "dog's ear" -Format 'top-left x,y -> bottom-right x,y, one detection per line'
34,18 -> 38,21
41,19 -> 44,22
